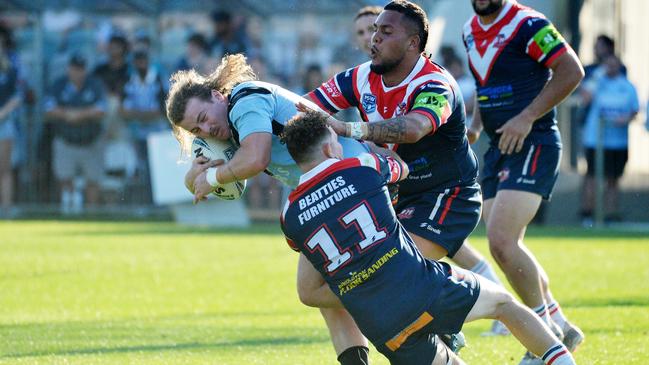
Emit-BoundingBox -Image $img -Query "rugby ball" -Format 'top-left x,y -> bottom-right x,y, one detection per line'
191,137 -> 247,200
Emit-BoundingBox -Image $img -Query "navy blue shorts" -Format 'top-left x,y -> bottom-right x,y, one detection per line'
375,262 -> 480,365
481,143 -> 561,201
395,182 -> 482,258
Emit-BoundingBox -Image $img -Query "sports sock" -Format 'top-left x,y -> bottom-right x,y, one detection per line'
532,303 -> 551,325
470,259 -> 504,286
337,346 -> 369,365
541,343 -> 575,365
547,301 -> 568,329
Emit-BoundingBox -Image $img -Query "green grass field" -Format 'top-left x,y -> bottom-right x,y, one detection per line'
1,221 -> 648,364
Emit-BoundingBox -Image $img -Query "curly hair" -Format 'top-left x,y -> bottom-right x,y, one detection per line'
280,110 -> 331,165
165,53 -> 256,157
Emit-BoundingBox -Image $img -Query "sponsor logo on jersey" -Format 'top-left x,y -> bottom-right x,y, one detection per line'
413,92 -> 447,117
362,93 -> 377,113
516,177 -> 536,185
498,167 -> 510,182
398,207 -> 415,220
533,24 -> 563,55
323,79 -> 341,97
419,222 -> 441,234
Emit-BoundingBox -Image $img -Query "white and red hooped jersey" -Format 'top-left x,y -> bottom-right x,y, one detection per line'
463,0 -> 568,147
307,56 -> 478,195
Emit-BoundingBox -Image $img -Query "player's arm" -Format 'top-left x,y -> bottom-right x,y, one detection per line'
305,68 -> 359,114
497,21 -> 585,154
365,144 -> 409,181
328,83 -> 454,144
467,97 -> 483,144
296,253 -> 344,309
214,132 -> 272,184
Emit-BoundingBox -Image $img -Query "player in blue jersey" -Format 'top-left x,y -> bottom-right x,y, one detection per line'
463,1 -> 585,363
165,54 -> 387,365
280,111 -> 576,365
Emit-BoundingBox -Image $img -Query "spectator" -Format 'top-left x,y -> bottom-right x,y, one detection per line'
583,35 -> 626,82
176,33 -> 217,76
93,34 -> 130,99
119,49 -> 168,203
0,29 -> 21,218
580,55 -> 639,225
45,54 -> 106,214
354,6 -> 382,57
209,10 -> 250,57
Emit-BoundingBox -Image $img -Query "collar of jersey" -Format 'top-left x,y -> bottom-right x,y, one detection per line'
381,56 -> 426,92
298,158 -> 340,185
476,0 -> 515,30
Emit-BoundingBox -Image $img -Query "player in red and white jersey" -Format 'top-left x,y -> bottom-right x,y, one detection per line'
304,0 -> 515,361
463,1 -> 585,364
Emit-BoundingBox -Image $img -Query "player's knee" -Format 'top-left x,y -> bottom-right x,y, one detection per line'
492,290 -> 517,320
296,285 -> 319,307
487,231 -> 513,262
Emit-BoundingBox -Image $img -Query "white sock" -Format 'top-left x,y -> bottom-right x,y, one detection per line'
532,303 -> 551,325
470,259 -> 504,286
547,301 -> 568,329
545,292 -> 569,329
541,344 -> 575,365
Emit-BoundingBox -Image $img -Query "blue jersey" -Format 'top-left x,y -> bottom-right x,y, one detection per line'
228,81 -> 369,188
308,57 -> 478,194
582,75 -> 638,149
280,153 -> 451,345
463,0 -> 568,147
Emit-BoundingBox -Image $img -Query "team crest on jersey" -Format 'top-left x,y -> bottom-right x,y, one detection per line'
362,93 -> 377,113
398,207 -> 415,220
395,102 -> 407,116
493,34 -> 507,48
498,167 -> 510,182
465,34 -> 475,49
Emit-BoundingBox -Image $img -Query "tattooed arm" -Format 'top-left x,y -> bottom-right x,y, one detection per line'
329,112 -> 433,144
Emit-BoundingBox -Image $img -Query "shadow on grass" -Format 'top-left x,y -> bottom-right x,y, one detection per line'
2,336 -> 328,359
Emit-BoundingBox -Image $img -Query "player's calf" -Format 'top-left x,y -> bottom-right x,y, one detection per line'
464,272 -> 576,364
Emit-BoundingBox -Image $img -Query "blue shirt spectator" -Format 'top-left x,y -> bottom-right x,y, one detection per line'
582,57 -> 639,150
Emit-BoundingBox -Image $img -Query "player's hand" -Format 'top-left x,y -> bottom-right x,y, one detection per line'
327,118 -> 348,136
184,157 -> 221,194
496,113 -> 534,154
295,101 -> 316,114
192,170 -> 212,204
467,127 -> 481,144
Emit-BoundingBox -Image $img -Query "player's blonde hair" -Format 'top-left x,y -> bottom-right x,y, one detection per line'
165,53 -> 257,157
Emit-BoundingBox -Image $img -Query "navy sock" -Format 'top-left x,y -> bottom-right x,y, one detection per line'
337,346 -> 369,365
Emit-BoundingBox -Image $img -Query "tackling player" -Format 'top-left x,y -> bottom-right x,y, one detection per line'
462,1 -> 585,363
308,1 -> 506,312
280,111 -> 577,365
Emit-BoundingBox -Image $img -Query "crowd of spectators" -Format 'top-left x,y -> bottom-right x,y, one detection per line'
0,9 -> 646,221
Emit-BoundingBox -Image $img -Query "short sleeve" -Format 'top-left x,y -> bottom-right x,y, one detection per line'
409,82 -> 454,134
522,17 -> 568,67
356,153 -> 404,185
307,67 -> 359,114
230,92 -> 275,142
